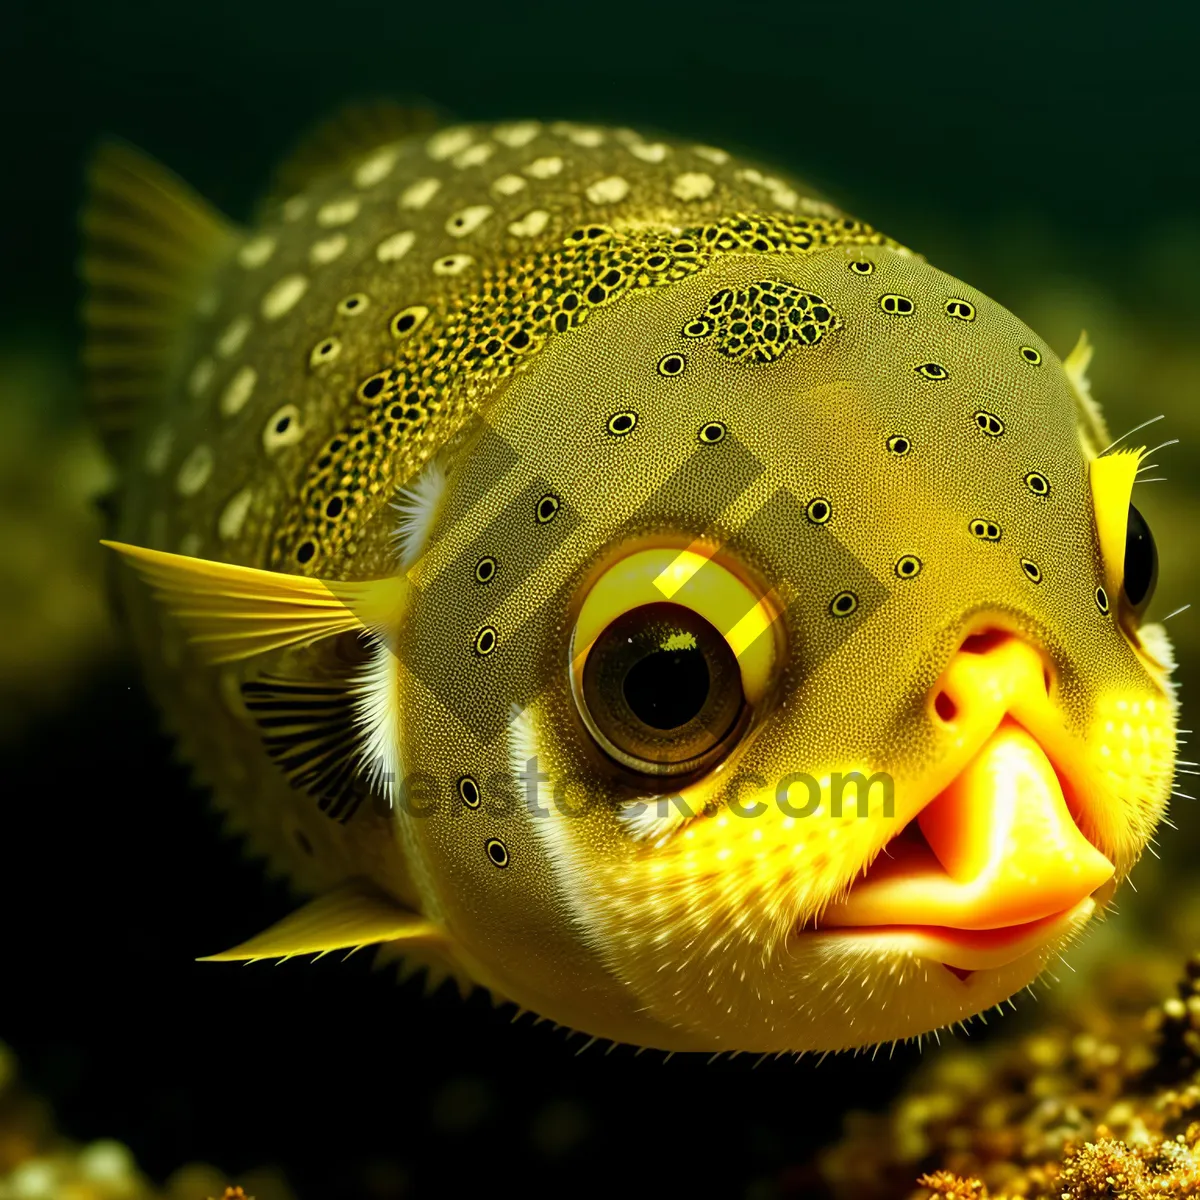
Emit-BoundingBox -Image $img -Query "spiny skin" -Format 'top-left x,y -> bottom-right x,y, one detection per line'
99,118 -> 1178,1053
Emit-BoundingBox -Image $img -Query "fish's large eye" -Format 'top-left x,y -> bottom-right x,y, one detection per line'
581,603 -> 744,776
570,546 -> 780,781
1123,503 -> 1158,618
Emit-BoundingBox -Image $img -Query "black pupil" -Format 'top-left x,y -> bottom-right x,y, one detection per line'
1123,504 -> 1157,608
623,645 -> 710,730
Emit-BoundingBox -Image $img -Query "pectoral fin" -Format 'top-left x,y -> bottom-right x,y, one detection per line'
199,881 -> 443,963
102,540 -> 408,662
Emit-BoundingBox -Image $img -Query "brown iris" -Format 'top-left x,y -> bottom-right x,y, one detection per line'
580,602 -> 745,778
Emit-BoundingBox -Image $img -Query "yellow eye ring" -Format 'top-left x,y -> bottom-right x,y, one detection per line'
570,545 -> 781,710
568,546 -> 782,780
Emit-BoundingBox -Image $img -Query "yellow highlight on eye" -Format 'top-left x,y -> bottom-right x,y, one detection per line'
1089,449 -> 1141,601
652,540 -> 715,598
572,547 -> 780,705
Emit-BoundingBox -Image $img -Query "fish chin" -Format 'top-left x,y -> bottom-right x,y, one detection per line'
758,912 -> 1099,1056
824,896 -> 1098,974
774,904 -> 1098,1052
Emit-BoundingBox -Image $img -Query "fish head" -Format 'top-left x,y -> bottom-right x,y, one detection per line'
391,243 -> 1175,1052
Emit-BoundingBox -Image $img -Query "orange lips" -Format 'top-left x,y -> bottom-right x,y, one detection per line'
815,697 -> 1115,973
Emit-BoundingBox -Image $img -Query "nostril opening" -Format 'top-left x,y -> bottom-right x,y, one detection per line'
961,629 -> 1011,655
934,691 -> 958,723
1043,666 -> 1053,695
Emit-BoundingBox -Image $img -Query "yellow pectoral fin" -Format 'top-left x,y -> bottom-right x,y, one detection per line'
102,540 -> 408,662
199,882 -> 444,963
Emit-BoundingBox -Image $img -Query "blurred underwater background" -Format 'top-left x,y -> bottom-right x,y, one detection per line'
0,1 -> 1198,1196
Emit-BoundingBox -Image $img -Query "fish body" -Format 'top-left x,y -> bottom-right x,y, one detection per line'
86,110 -> 1178,1053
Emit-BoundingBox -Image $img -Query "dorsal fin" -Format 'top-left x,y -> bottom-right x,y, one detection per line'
266,98 -> 447,204
199,880 -> 443,963
81,141 -> 240,456
1064,330 -> 1111,456
101,540 -> 409,662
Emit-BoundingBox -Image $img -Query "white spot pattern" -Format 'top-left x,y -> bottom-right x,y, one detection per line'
493,121 -> 541,148
671,172 -> 715,201
220,364 -> 257,417
238,235 -> 276,268
261,274 -> 308,320
263,405 -> 304,452
426,127 -> 473,161
445,205 -> 493,237
433,254 -> 474,276
491,174 -> 527,197
399,177 -> 441,210
310,233 -> 348,265
354,148 -> 398,188
317,198 -> 360,227
524,156 -> 563,180
309,337 -> 341,368
586,176 -> 630,204
376,230 -> 417,263
143,425 -> 173,474
219,487 -> 254,541
453,142 -> 494,169
508,210 -> 550,238
215,314 -> 252,358
176,445 -> 214,496
188,357 -> 214,398
628,141 -> 669,163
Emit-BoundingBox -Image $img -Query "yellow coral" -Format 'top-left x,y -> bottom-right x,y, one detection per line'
823,952 -> 1200,1200
916,1169 -> 988,1199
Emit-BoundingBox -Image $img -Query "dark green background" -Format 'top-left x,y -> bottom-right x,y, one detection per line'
2,2 -> 1197,1197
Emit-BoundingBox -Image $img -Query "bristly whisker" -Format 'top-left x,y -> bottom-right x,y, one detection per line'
1162,604 -> 1191,623
1100,413 -> 1164,456
1141,437 -> 1180,460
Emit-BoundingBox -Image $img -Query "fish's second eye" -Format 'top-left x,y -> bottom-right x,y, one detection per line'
1123,503 -> 1158,617
580,603 -> 745,777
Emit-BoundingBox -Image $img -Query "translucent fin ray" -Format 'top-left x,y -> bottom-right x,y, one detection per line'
102,540 -> 408,662
199,881 -> 442,961
81,141 -> 240,451
241,673 -> 371,822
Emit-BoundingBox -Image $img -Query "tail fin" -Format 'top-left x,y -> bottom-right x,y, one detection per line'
80,141 -> 239,458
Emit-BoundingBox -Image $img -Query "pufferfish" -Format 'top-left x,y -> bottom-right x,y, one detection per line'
85,103 -> 1179,1055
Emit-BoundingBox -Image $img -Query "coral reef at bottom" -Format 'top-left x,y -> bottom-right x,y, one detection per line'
7,947 -> 1200,1198
0,1039 -> 294,1200
819,951 -> 1200,1199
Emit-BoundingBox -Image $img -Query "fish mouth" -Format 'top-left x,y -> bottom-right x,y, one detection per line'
798,720 -> 1116,979
804,899 -> 1098,980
